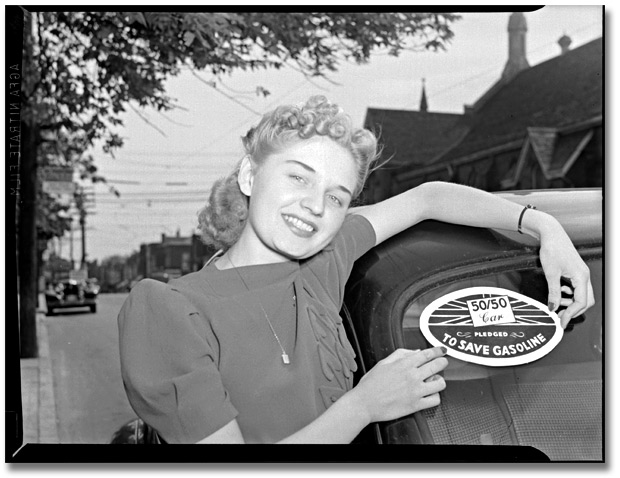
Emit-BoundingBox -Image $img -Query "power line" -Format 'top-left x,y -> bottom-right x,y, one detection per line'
92,192 -> 211,200
89,197 -> 205,204
173,75 -> 313,160
105,179 -> 141,185
93,189 -> 210,196
96,198 -> 208,204
95,223 -> 194,229
189,67 -> 264,116
96,213 -> 199,219
108,150 -> 242,157
403,20 -> 601,110
98,156 -> 239,170
97,72 -> 315,179
90,201 -> 204,207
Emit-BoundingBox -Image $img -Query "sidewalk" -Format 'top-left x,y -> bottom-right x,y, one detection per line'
19,295 -> 60,444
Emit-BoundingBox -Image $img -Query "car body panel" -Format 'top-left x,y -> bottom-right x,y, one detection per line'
343,189 -> 603,458
45,280 -> 99,314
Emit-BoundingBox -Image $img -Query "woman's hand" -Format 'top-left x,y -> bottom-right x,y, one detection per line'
537,216 -> 595,328
348,347 -> 448,424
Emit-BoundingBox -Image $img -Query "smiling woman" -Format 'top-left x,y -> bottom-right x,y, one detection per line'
117,95 -> 594,446
233,136 -> 358,263
196,96 -> 379,254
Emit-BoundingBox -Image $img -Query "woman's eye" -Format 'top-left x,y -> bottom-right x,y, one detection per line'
328,195 -> 342,206
291,175 -> 305,183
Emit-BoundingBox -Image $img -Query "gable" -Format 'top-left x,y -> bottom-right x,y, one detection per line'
437,37 -> 602,164
502,123 -> 597,188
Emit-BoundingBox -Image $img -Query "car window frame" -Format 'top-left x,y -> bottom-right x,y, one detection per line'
390,246 -> 602,353
384,246 -> 603,449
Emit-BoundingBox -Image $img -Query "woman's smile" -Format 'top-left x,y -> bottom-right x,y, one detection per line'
233,135 -> 358,263
282,213 -> 317,237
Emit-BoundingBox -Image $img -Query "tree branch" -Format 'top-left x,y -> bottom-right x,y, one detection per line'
189,68 -> 263,116
128,103 -> 168,137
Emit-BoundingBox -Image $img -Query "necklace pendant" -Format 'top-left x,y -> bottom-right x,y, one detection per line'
282,353 -> 290,365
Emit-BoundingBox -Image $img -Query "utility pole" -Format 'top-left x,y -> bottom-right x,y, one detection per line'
80,208 -> 86,270
18,10 -> 39,358
74,185 -> 90,272
69,219 -> 74,270
80,210 -> 86,270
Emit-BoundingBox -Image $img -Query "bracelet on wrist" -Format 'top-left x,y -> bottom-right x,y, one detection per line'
517,204 -> 536,234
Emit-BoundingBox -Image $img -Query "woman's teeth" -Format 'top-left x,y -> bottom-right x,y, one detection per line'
284,215 -> 314,232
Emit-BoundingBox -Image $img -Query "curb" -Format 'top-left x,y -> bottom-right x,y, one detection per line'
36,312 -> 60,443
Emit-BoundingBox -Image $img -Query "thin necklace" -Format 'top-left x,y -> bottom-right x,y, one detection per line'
225,253 -> 291,365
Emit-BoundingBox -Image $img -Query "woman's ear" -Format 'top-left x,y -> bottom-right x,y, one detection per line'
238,155 -> 254,196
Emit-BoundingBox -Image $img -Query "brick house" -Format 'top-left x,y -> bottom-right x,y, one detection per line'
139,231 -> 217,282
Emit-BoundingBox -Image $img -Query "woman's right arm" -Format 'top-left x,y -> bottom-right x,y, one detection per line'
196,346 -> 448,444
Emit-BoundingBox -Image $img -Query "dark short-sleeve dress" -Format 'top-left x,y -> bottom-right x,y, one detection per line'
118,214 -> 376,443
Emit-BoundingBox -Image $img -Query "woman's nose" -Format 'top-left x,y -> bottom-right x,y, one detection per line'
300,193 -> 325,216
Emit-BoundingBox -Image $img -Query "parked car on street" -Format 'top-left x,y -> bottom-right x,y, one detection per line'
45,279 -> 99,315
342,189 -> 603,460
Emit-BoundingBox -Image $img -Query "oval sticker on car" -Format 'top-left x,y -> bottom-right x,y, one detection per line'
419,287 -> 563,366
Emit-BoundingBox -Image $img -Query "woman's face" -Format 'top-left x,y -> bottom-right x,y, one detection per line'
238,136 -> 359,263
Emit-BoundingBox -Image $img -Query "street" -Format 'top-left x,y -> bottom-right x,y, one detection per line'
45,292 -> 136,444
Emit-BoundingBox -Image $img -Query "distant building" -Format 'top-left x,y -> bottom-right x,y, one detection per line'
89,231 -> 218,292
139,230 -> 218,282
89,252 -> 140,292
363,13 -> 603,203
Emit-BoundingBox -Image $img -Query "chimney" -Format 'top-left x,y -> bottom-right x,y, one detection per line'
419,78 -> 428,112
501,12 -> 530,81
558,33 -> 572,55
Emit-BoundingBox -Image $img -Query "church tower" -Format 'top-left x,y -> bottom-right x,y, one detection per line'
501,12 -> 530,81
419,78 -> 428,112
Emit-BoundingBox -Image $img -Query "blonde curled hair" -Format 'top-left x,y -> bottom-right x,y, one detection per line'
197,95 -> 380,251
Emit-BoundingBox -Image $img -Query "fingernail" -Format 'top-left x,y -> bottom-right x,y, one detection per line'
548,302 -> 556,311
440,346 -> 447,354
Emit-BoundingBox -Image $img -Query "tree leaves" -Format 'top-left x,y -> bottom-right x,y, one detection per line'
183,31 -> 195,46
125,12 -> 148,27
27,11 -> 460,242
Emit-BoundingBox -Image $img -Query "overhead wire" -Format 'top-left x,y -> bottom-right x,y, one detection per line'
177,60 -> 331,159
189,67 -> 264,116
93,190 -> 210,197
96,155 -> 236,170
88,19 -> 602,259
402,20 -> 601,110
97,64 -> 327,181
96,198 -> 207,204
101,149 -> 242,157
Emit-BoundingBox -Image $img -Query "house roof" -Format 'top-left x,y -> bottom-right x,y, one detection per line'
363,108 -> 467,167
436,37 -> 602,164
162,236 -> 192,246
501,126 -> 595,188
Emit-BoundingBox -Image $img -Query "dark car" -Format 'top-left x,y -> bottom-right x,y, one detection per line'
45,279 -> 99,315
342,189 -> 602,460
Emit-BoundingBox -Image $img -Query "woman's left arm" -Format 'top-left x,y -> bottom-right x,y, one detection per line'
352,181 -> 594,327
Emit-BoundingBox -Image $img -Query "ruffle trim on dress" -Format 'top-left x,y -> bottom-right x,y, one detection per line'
302,282 -> 357,392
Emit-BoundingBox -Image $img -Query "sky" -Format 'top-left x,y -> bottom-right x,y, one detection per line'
62,6 -> 605,263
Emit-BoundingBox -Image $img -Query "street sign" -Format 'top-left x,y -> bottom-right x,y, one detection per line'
41,167 -> 74,182
42,181 -> 76,194
41,166 -> 76,195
